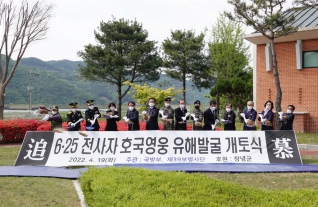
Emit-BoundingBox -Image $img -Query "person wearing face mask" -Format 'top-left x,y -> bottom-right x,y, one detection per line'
221,103 -> 236,131
280,105 -> 295,130
45,105 -> 62,131
125,101 -> 140,131
145,97 -> 159,130
104,102 -> 120,131
85,100 -> 101,131
203,100 -> 219,130
159,97 -> 174,130
258,100 -> 274,130
67,102 -> 84,131
191,100 -> 204,130
175,99 -> 188,130
240,101 -> 257,131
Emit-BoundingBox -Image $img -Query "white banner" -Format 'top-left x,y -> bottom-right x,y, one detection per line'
16,130 -> 300,166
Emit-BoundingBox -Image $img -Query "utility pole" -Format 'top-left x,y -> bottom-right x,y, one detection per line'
28,72 -> 38,112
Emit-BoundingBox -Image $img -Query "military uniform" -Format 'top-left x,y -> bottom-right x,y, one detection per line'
160,97 -> 174,130
67,102 -> 84,131
85,100 -> 101,131
191,100 -> 204,130
47,106 -> 62,131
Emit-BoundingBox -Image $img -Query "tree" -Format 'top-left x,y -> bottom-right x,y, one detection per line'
78,17 -> 162,117
225,0 -> 307,129
123,82 -> 183,111
0,0 -> 54,119
294,0 -> 318,6
162,30 -> 210,104
210,70 -> 253,112
208,14 -> 251,113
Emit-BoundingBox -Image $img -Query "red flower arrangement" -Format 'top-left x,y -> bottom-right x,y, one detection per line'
0,119 -> 42,143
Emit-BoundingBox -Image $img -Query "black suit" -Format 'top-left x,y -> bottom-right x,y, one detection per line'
280,113 -> 295,130
223,111 -> 236,130
175,107 -> 188,130
105,110 -> 119,131
126,108 -> 140,131
203,109 -> 218,130
146,106 -> 159,130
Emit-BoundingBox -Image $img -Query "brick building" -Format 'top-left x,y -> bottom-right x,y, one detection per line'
244,7 -> 318,133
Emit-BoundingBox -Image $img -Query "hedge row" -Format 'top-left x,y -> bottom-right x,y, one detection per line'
0,119 -> 221,144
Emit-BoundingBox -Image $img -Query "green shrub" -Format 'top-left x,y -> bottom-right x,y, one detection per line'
80,167 -> 318,207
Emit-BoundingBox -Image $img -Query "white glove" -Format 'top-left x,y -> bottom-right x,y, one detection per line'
90,120 -> 94,124
94,114 -> 99,118
181,117 -> 186,121
194,118 -> 198,122
163,115 -> 168,119
42,114 -> 49,121
142,111 -> 147,115
125,118 -> 130,122
221,119 -> 226,123
71,123 -> 75,127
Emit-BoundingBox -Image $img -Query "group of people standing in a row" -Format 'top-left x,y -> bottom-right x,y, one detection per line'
40,98 -> 295,132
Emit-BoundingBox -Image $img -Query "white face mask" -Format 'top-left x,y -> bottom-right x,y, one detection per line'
72,109 -> 77,113
164,103 -> 170,107
226,108 -> 231,112
52,111 -> 57,115
247,106 -> 253,110
129,106 -> 134,111
88,105 -> 94,110
180,104 -> 185,108
210,107 -> 216,111
110,107 -> 115,111
149,103 -> 154,107
287,109 -> 292,113
266,105 -> 271,110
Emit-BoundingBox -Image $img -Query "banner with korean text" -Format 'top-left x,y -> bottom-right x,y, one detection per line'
14,130 -> 302,166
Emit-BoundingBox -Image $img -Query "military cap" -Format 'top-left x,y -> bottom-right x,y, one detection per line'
86,100 -> 94,106
51,105 -> 59,111
39,105 -> 49,110
69,102 -> 78,108
164,97 -> 171,102
210,100 -> 217,105
194,100 -> 201,105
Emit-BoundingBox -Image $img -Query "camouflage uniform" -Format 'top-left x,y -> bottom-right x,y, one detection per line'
47,113 -> 62,131
192,108 -> 204,130
160,105 -> 174,130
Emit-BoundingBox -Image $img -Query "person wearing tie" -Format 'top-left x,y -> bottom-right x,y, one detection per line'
221,103 -> 236,130
125,101 -> 140,131
203,100 -> 219,130
145,97 -> 159,130
175,99 -> 188,130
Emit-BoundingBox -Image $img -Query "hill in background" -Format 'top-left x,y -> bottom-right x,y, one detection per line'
5,57 -> 211,109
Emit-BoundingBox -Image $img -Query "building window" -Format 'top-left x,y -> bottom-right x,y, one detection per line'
303,51 -> 318,68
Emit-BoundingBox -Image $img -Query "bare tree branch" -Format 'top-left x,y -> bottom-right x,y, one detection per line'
0,0 -> 54,119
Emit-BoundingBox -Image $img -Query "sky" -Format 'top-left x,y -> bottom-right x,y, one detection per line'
21,0 -> 254,61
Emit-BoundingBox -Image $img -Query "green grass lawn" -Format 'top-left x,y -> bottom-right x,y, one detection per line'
1,146 -> 318,206
0,147 -> 81,207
